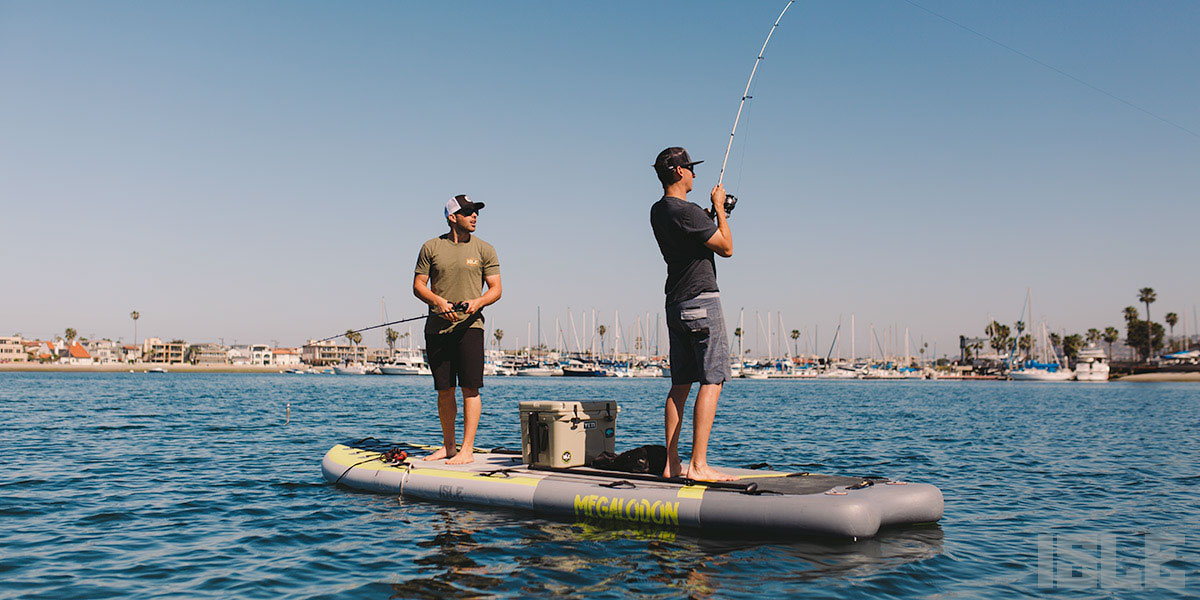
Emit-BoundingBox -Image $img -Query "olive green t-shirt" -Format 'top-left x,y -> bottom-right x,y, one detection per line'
414,233 -> 500,335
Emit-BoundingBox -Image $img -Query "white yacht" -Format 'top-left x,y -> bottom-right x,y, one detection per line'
516,363 -> 561,376
379,349 -> 430,376
333,362 -> 375,375
1073,343 -> 1110,382
1008,366 -> 1073,381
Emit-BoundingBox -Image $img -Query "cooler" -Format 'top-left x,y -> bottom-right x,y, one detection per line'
519,400 -> 618,468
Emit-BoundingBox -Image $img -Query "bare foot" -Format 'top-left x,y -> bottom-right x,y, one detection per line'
445,450 -> 474,465
687,463 -> 738,482
423,446 -> 455,461
663,456 -> 683,479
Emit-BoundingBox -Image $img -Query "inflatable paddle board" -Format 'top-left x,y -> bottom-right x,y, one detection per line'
323,438 -> 943,539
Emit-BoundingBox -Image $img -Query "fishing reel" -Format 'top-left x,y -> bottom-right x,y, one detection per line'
381,448 -> 408,464
705,193 -> 738,220
452,302 -> 470,313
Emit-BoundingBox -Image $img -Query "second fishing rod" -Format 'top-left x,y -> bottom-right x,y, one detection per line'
304,302 -> 472,347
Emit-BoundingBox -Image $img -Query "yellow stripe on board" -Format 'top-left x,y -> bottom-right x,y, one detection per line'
677,485 -> 706,499
327,445 -> 541,486
406,467 -> 541,487
326,445 -> 405,471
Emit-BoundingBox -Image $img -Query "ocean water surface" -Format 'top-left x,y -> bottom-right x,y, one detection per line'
1,373 -> 1197,599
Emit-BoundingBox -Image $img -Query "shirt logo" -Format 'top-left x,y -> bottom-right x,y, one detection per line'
465,258 -> 480,266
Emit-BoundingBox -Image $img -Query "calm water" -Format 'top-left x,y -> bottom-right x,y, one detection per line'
1,373 -> 1197,599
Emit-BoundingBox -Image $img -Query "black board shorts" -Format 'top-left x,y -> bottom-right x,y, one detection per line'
426,327 -> 485,390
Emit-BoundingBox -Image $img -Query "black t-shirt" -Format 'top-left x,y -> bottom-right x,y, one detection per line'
650,196 -> 719,306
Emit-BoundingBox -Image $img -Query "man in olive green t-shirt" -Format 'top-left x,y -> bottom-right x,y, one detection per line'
413,194 -> 502,465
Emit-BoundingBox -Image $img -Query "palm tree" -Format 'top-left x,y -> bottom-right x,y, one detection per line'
64,328 -> 77,346
1123,306 -> 1139,324
130,311 -> 140,345
1086,328 -> 1100,343
597,325 -> 607,354
1138,288 -> 1156,324
1137,287 -> 1157,361
1102,326 -> 1120,358
1165,312 -> 1179,351
385,328 -> 399,355
493,329 -> 504,350
344,330 -> 362,362
986,321 -> 1010,353
1062,334 -> 1084,360
1018,334 -> 1033,358
733,327 -> 743,358
790,329 -> 800,357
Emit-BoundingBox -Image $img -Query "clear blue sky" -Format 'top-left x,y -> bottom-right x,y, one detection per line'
3,1 -> 1198,357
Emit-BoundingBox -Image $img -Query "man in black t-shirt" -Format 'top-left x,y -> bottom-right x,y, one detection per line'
650,147 -> 736,482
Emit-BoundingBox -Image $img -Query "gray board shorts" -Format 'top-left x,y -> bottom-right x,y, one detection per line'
666,292 -> 732,385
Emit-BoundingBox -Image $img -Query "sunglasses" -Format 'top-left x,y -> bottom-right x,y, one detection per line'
679,164 -> 696,175
456,209 -> 477,217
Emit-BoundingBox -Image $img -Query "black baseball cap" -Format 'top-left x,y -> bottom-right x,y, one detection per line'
444,194 -> 485,218
653,147 -> 703,172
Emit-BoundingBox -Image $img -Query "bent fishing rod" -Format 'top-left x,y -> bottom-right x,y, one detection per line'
303,302 -> 469,347
718,0 -> 794,186
709,0 -> 795,219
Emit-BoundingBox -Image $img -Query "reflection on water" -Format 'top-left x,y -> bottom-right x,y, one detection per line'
390,511 -> 506,599
389,503 -> 944,599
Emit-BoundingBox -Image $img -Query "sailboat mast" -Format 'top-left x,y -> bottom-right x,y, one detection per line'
738,308 -> 745,361
851,314 -> 856,361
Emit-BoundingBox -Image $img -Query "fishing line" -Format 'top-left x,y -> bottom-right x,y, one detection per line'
902,0 -> 1200,140
717,0 -> 797,187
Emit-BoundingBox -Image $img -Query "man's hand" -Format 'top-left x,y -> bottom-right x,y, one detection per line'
710,184 -> 727,217
461,298 -> 485,315
435,298 -> 462,321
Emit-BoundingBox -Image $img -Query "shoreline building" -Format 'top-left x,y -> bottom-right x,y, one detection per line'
142,338 -> 187,364
272,348 -> 302,367
0,337 -> 26,363
301,340 -> 370,366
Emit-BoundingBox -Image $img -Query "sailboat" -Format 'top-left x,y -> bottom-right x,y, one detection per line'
1008,290 -> 1072,381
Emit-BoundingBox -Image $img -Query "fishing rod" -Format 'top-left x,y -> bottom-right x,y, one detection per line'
716,0 -> 796,201
303,302 -> 469,347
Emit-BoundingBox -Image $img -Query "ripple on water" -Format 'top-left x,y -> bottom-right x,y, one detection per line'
1,374 -> 1198,599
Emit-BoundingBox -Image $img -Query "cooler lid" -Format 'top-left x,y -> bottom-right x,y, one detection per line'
518,400 -> 618,413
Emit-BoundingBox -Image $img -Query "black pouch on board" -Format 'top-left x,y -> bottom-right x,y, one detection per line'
592,445 -> 667,474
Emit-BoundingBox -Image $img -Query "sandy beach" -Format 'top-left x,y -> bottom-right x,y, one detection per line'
1114,372 -> 1200,382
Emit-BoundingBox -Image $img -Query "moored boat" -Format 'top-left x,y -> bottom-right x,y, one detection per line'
1073,343 -> 1110,382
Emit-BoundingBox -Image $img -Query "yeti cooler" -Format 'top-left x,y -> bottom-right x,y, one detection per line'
519,400 -> 618,468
